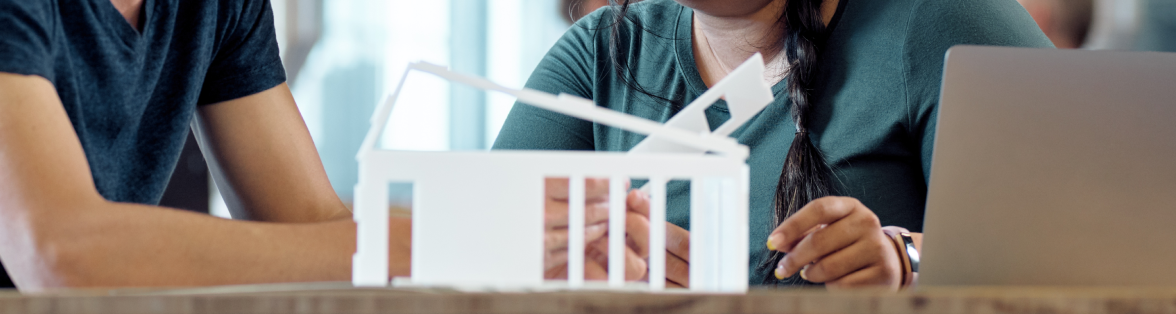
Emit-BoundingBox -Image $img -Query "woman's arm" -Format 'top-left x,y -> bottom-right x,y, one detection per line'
0,73 -> 409,291
491,8 -> 600,151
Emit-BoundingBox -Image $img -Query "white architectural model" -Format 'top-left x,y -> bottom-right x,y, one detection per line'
352,54 -> 774,293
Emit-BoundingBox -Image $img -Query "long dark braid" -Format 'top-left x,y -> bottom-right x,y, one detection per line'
758,0 -> 839,286
604,0 -> 837,286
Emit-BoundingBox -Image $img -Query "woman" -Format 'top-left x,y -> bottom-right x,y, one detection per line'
496,0 -> 1051,288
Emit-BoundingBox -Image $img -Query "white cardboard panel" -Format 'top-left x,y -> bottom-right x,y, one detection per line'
353,54 -> 770,293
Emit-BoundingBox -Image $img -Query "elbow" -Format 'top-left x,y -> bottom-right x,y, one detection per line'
12,225 -> 105,292
5,243 -> 74,292
2,202 -> 106,292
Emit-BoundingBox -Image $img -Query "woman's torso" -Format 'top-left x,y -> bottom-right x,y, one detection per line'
493,0 -> 1052,285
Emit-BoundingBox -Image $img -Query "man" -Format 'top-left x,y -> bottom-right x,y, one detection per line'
0,0 -> 411,291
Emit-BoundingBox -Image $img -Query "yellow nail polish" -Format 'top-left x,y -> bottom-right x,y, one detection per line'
799,266 -> 810,281
774,267 -> 785,280
766,239 -> 776,251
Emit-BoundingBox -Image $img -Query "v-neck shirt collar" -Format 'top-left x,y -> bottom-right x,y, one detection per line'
93,0 -> 154,47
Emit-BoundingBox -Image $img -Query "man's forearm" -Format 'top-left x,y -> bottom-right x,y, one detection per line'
8,201 -> 411,292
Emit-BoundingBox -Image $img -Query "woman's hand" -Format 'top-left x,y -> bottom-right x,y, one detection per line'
625,189 -> 691,288
543,178 -> 610,273
543,178 -> 646,281
765,196 -> 902,290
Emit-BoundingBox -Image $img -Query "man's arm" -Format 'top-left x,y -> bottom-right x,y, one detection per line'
0,73 -> 410,291
193,83 -> 347,222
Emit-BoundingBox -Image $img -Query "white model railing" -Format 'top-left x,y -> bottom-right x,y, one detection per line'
352,54 -> 773,293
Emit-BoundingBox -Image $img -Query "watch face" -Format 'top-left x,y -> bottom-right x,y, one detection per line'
899,234 -> 920,273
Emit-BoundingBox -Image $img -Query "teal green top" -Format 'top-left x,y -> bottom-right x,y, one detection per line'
493,0 -> 1052,285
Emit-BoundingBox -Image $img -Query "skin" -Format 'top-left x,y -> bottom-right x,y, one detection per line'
542,178 -> 648,281
578,0 -> 609,21
0,1 -> 414,291
110,0 -> 144,31
624,190 -> 691,288
93,0 -> 643,289
1017,0 -> 1080,49
625,0 -> 927,290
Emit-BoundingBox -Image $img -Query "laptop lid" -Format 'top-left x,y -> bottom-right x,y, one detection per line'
919,46 -> 1176,286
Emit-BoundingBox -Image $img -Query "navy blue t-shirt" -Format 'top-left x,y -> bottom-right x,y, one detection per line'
0,0 -> 286,288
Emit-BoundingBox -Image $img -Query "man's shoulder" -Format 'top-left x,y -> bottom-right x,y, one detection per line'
0,0 -> 55,16
0,0 -> 58,79
168,0 -> 271,32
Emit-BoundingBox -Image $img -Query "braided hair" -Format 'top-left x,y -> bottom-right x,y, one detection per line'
762,0 -> 838,286
604,0 -> 837,286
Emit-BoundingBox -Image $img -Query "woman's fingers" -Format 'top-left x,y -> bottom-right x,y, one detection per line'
585,236 -> 612,269
625,212 -> 651,258
775,210 -> 874,278
584,222 -> 609,244
624,245 -> 648,280
545,250 -> 569,270
585,235 -> 649,281
546,199 -> 612,229
825,265 -> 899,290
584,258 -> 609,280
626,189 -> 650,216
546,223 -> 607,271
544,262 -> 567,279
666,250 -> 690,288
545,228 -> 569,251
666,222 -> 690,262
546,177 -> 614,203
792,236 -> 879,283
767,197 -> 863,252
583,177 -> 612,203
545,222 -> 608,251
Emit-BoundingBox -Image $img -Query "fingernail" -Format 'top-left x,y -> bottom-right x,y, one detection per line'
774,264 -> 785,280
766,234 -> 784,251
799,265 -> 810,281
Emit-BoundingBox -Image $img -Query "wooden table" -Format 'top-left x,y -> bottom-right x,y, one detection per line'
3,283 -> 1176,314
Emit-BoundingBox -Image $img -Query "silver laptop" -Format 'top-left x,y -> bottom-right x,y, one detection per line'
919,46 -> 1176,286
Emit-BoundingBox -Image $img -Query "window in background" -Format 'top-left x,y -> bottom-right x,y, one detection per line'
204,0 -> 1176,217
254,0 -> 571,209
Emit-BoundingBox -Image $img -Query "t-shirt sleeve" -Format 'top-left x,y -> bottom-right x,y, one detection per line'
0,1 -> 55,81
902,0 -> 1054,183
490,9 -> 604,151
197,0 -> 286,105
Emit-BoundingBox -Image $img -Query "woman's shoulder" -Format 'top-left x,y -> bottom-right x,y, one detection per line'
862,0 -> 1053,100
899,0 -> 1054,55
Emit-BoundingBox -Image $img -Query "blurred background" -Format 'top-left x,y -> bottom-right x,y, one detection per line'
157,0 -> 1176,218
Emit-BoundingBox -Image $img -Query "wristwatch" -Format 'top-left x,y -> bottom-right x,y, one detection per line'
884,229 -> 919,288
898,232 -> 919,274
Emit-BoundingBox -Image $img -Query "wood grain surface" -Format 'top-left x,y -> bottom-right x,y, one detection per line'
2,283 -> 1175,314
